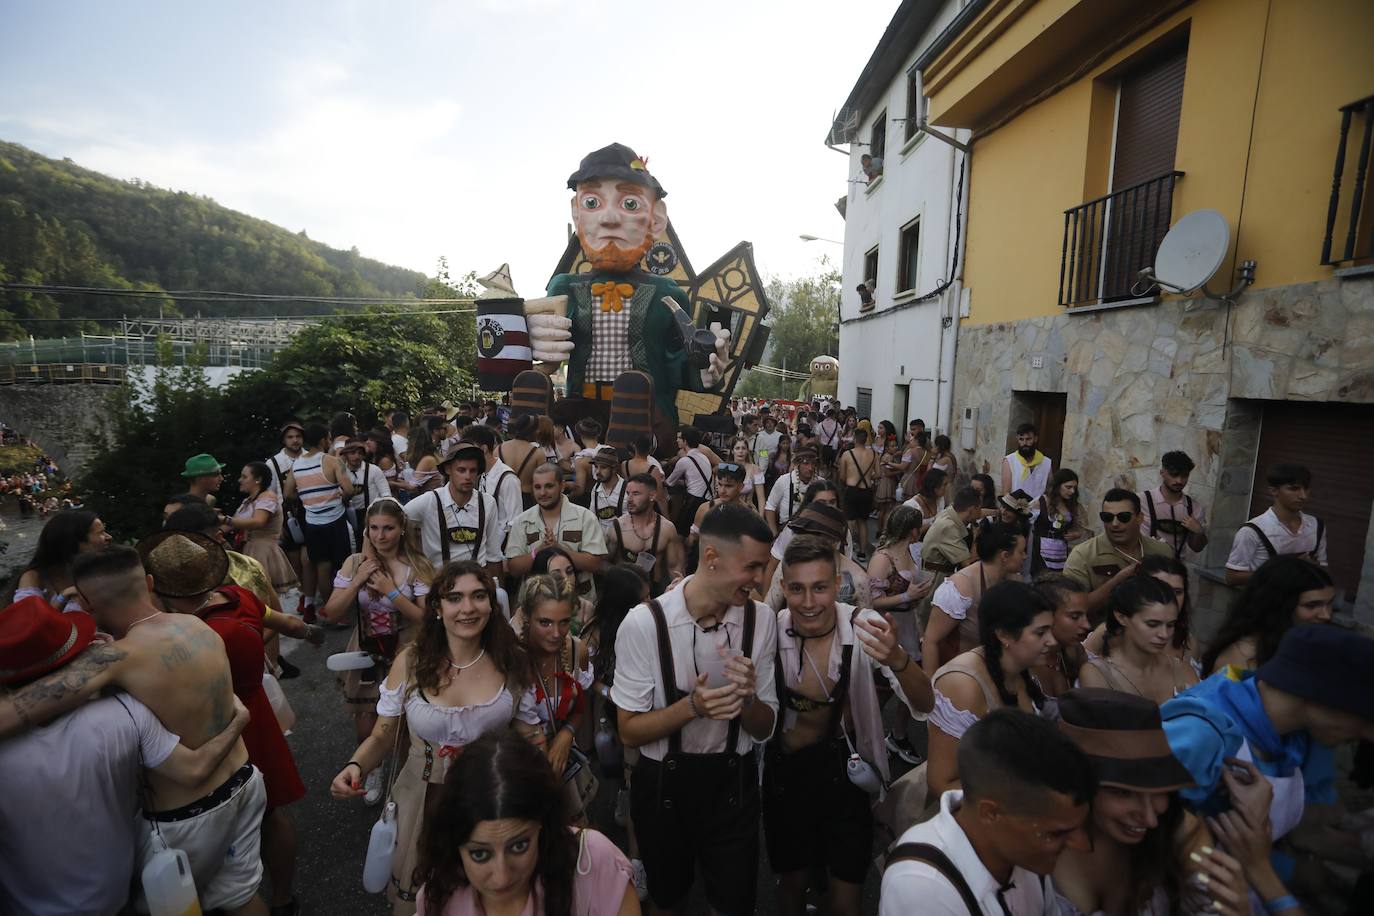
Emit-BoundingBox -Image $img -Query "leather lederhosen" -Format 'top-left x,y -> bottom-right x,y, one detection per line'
434,489 -> 485,564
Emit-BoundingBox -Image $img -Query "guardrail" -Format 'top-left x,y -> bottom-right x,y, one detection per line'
0,364 -> 129,385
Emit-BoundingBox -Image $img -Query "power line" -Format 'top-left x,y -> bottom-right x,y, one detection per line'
0,307 -> 476,324
0,282 -> 475,306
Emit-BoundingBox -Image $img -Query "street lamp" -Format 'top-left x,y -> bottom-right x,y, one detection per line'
799,234 -> 843,245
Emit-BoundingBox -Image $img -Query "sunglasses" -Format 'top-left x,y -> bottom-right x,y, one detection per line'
716,462 -> 743,474
1099,510 -> 1136,525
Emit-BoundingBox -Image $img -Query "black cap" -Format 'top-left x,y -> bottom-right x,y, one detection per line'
1257,624 -> 1374,721
567,143 -> 666,198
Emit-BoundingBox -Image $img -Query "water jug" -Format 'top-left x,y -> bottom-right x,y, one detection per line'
141,832 -> 202,916
363,801 -> 398,893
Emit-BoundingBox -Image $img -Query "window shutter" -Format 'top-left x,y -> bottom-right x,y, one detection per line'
1113,46 -> 1187,189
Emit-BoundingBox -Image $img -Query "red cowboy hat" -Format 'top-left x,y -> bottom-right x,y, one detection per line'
0,596 -> 97,687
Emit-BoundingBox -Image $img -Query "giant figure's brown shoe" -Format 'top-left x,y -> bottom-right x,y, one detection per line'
606,371 -> 654,452
510,370 -> 553,422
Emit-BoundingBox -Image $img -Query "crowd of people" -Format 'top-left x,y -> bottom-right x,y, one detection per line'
0,448 -> 75,516
0,393 -> 1371,916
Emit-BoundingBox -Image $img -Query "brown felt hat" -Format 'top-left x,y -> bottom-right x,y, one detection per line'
136,530 -> 229,598
787,501 -> 847,544
1058,688 -> 1194,792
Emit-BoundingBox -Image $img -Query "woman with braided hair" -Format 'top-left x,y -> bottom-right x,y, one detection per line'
926,580 -> 1056,797
514,574 -> 594,813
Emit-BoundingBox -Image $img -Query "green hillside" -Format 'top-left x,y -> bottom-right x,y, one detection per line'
0,140 -> 429,339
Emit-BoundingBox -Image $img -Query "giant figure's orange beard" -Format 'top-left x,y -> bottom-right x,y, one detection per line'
579,230 -> 655,273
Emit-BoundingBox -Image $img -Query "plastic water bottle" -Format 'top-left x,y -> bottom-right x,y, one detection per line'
141,832 -> 202,916
363,801 -> 398,893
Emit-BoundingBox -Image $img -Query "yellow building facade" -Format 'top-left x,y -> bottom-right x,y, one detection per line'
920,0 -> 1374,620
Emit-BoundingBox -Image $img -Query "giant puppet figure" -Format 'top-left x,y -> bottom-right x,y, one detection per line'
480,144 -> 733,451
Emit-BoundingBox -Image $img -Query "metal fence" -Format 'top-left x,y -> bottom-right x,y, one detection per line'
1059,171 -> 1184,307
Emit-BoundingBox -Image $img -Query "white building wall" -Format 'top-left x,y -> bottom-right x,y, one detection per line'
837,0 -> 965,436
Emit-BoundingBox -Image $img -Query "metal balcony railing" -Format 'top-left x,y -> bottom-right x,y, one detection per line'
1321,95 -> 1374,266
1059,171 -> 1184,307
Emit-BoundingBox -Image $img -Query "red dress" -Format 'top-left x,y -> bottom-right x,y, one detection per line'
203,585 -> 306,810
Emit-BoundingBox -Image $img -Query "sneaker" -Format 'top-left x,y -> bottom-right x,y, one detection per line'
364,767 -> 384,806
276,656 -> 301,680
614,788 -> 630,827
885,731 -> 924,766
300,603 -> 317,625
631,859 -> 649,901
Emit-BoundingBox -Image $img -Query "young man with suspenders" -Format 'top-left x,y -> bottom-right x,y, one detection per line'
612,503 -> 778,915
768,536 -> 934,916
466,423 -> 523,549
766,447 -> 820,536
1226,462 -> 1329,587
402,439 -> 504,581
588,446 -> 628,536
341,439 -> 388,553
609,473 -> 684,597
1139,450 -> 1208,560
881,710 -> 1094,915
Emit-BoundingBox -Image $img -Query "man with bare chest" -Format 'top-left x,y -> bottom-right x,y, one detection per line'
608,473 -> 684,596
765,536 -> 935,916
0,545 -> 268,915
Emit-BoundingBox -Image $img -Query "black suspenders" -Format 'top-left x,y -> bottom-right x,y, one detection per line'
648,598 -> 756,755
435,490 -> 485,564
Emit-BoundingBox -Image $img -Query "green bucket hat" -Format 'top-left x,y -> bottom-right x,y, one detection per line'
181,453 -> 225,478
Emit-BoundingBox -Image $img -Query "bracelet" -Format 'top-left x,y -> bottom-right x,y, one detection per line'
891,652 -> 912,674
687,694 -> 703,718
1264,895 -> 1299,914
345,759 -> 364,775
385,588 -> 401,601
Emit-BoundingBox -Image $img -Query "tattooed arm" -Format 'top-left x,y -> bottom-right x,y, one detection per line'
0,642 -> 130,737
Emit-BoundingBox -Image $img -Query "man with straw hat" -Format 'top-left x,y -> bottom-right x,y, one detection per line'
0,544 -> 267,914
140,529 -> 307,916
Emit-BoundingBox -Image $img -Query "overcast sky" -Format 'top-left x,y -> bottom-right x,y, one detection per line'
0,0 -> 894,295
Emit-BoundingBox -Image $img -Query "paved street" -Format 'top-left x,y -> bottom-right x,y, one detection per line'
271,622 -> 899,914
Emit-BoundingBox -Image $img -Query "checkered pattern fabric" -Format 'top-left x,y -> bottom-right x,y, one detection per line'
589,298 -> 633,382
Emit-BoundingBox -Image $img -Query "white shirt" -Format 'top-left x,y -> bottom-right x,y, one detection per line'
1003,452 -> 1054,503
751,429 -> 782,465
391,432 -> 409,460
0,694 -> 178,916
766,472 -> 810,526
403,485 -> 504,569
881,791 -> 1058,916
266,447 -> 302,497
611,576 -> 778,760
1226,507 -> 1329,572
345,460 -> 390,511
665,449 -> 714,499
589,477 -> 628,532
480,457 -> 525,539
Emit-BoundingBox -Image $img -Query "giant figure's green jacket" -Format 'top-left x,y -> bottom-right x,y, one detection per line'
546,269 -> 714,425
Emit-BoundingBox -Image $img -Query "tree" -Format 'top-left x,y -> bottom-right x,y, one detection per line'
733,263 -> 840,400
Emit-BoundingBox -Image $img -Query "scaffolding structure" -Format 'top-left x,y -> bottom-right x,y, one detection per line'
0,316 -> 313,372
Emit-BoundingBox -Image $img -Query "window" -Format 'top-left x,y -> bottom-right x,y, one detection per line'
905,77 -> 920,142
898,218 -> 920,292
856,387 -> 873,421
870,110 -> 887,163
863,245 -> 879,306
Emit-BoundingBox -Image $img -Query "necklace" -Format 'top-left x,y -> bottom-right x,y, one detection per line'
448,648 -> 485,672
126,610 -> 163,632
628,512 -> 655,542
1101,655 -> 1147,697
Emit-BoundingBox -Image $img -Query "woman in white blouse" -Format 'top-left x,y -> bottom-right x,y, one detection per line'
330,561 -> 544,915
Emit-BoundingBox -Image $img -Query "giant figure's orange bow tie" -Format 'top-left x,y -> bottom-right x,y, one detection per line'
592,281 -> 634,313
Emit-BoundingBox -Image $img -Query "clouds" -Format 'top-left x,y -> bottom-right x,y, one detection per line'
0,0 -> 890,290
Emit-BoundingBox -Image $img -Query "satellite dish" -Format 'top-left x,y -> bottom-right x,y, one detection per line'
1151,209 -> 1229,294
